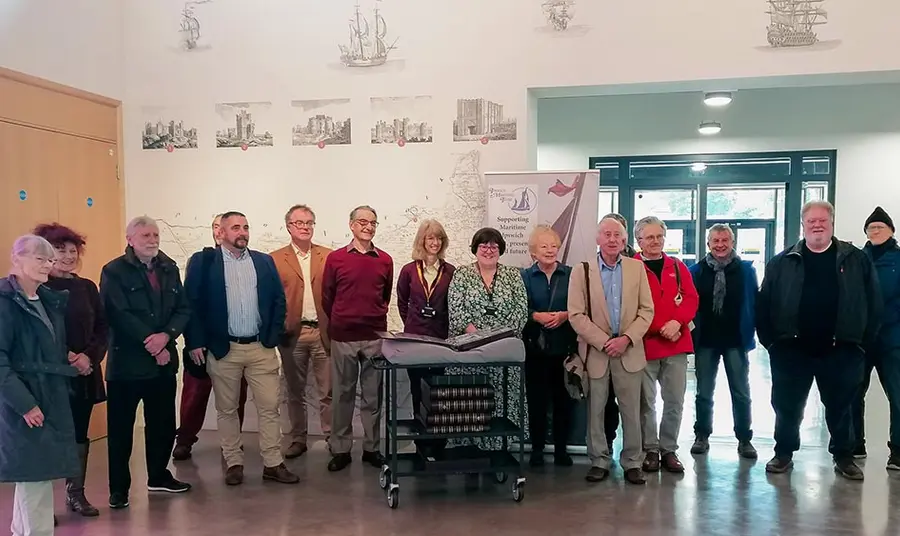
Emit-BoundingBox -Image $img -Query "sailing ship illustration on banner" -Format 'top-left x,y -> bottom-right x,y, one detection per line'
542,0 -> 575,31
339,1 -> 399,67
547,173 -> 586,264
180,3 -> 202,50
765,0 -> 827,47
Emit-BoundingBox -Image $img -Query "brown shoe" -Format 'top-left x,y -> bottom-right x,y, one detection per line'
624,468 -> 647,485
661,452 -> 685,473
263,463 -> 300,484
172,444 -> 192,461
284,442 -> 308,459
584,466 -> 609,482
225,465 -> 244,486
642,451 -> 660,472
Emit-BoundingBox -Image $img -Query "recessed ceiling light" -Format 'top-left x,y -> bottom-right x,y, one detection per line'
691,162 -> 708,172
698,121 -> 722,135
704,91 -> 733,107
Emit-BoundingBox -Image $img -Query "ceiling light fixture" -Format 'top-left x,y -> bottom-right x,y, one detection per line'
691,162 -> 708,172
698,121 -> 722,135
703,91 -> 733,107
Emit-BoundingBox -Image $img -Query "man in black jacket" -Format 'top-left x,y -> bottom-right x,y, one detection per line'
100,216 -> 192,509
757,201 -> 882,480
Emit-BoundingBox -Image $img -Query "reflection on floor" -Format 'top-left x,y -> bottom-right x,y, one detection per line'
2,348 -> 898,536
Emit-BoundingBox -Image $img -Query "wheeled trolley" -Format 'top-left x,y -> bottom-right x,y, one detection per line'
373,346 -> 527,509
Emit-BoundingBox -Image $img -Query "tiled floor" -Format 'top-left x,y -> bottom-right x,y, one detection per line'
3,349 -> 898,535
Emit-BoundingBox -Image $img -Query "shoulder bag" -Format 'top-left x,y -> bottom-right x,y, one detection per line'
563,261 -> 592,400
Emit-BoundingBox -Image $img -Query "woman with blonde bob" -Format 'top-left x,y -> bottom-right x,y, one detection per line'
396,219 -> 456,458
0,235 -> 80,534
521,225 -> 577,466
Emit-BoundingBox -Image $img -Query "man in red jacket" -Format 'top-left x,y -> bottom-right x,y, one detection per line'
634,216 -> 699,473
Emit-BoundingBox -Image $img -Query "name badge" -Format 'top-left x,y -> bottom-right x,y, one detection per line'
484,306 -> 497,316
420,306 -> 436,318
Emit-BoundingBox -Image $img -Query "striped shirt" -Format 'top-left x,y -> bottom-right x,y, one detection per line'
223,247 -> 261,337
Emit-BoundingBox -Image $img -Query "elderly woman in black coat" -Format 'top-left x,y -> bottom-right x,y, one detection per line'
0,234 -> 79,535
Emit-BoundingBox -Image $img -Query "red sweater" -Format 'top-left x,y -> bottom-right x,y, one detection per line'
637,254 -> 699,360
322,244 -> 394,342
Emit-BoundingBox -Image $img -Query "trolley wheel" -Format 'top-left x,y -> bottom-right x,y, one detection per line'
379,466 -> 391,489
494,472 -> 508,484
387,486 -> 399,509
512,481 -> 525,502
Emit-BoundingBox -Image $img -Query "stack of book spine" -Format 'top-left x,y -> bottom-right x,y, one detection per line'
417,375 -> 495,435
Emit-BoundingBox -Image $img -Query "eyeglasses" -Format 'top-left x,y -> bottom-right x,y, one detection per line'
354,219 -> 378,229
477,244 -> 499,252
288,220 -> 316,228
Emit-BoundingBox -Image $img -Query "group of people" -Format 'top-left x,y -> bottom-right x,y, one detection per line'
2,198 -> 899,534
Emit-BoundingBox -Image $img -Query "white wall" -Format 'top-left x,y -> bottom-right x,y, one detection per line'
0,0 -> 124,98
537,83 -> 900,245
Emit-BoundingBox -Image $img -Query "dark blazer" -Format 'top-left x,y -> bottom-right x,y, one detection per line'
0,276 -> 79,482
396,260 -> 455,339
689,259 -> 758,352
864,238 -> 900,349
100,247 -> 191,381
183,247 -> 286,360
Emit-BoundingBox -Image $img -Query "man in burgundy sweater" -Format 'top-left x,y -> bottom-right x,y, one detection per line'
322,205 -> 392,472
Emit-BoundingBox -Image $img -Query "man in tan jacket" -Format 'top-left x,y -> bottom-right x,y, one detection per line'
272,204 -> 332,458
568,215 -> 654,485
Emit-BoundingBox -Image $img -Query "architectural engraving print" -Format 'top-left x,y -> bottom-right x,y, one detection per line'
141,107 -> 199,150
292,99 -> 352,146
339,1 -> 399,68
214,102 -> 275,148
453,98 -> 517,142
370,96 -> 433,144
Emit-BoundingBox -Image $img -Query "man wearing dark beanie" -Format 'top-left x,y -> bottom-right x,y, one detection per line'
855,206 -> 900,470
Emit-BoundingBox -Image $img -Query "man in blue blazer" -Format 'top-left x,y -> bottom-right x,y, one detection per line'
183,211 -> 297,486
688,224 -> 759,460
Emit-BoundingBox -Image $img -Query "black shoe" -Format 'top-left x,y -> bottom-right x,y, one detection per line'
853,445 -> 868,459
148,475 -> 192,493
529,452 -> 545,467
585,466 -> 609,482
738,441 -> 758,460
690,437 -> 710,455
765,455 -> 793,474
109,492 -> 129,509
887,453 -> 900,471
554,453 -> 573,467
328,453 -> 352,472
362,450 -> 385,467
834,459 -> 865,481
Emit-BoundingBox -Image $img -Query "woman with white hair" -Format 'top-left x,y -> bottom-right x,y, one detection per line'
0,234 -> 80,535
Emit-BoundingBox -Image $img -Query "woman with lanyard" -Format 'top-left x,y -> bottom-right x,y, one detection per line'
521,225 -> 576,467
396,219 -> 456,459
447,227 -> 529,456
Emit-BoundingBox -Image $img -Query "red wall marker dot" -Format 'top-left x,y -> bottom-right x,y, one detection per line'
317,140 -> 325,149
397,138 -> 406,147
241,143 -> 248,151
166,144 -> 174,152
480,136 -> 489,145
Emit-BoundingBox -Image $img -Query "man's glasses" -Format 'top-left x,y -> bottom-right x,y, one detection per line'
288,220 -> 316,228
354,219 -> 378,229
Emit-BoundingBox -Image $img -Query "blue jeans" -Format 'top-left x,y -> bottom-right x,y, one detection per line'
693,347 -> 753,441
852,346 -> 900,449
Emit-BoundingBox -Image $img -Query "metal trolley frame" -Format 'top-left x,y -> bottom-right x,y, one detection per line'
373,357 -> 527,509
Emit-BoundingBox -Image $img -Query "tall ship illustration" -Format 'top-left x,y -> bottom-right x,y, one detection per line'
766,0 -> 827,47
542,0 -> 574,31
339,2 -> 398,67
180,4 -> 201,50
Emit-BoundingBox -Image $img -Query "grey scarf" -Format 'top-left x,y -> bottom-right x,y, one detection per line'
704,251 -> 737,315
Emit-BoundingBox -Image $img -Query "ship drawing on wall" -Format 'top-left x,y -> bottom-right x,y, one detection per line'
766,0 -> 827,47
178,1 -> 212,51
339,1 -> 398,67
453,98 -> 517,142
542,0 -> 575,31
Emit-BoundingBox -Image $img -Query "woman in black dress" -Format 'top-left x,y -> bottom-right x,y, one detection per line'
34,223 -> 108,517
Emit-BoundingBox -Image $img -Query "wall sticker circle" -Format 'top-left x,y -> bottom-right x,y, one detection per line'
18,190 -> 26,201
87,197 -> 94,207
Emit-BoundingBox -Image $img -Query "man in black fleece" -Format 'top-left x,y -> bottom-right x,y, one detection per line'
757,200 -> 882,480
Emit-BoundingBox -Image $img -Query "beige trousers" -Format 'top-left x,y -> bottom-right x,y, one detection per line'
279,326 -> 332,445
587,358 -> 644,471
208,341 -> 283,468
329,339 -> 383,454
10,481 -> 53,536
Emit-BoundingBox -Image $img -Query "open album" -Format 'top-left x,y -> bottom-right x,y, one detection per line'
376,326 -> 517,352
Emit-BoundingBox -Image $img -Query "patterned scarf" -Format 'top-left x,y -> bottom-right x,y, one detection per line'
704,251 -> 737,315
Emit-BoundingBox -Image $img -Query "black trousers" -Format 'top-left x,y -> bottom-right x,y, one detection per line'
70,397 -> 95,444
770,341 -> 865,461
525,349 -> 574,452
407,366 -> 447,453
107,375 -> 177,493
